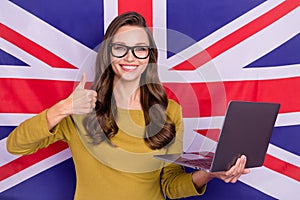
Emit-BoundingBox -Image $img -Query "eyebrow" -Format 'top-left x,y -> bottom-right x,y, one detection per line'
112,42 -> 150,46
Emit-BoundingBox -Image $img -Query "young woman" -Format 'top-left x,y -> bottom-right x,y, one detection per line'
7,12 -> 249,200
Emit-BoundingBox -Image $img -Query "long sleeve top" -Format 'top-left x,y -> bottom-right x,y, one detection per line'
6,99 -> 206,200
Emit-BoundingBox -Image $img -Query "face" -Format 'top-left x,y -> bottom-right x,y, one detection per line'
110,25 -> 150,82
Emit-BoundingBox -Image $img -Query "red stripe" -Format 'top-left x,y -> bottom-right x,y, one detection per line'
0,78 -> 75,113
118,0 -> 153,28
0,23 -> 77,69
264,154 -> 300,182
0,141 -> 68,181
165,77 -> 300,117
171,0 -> 300,70
1,77 -> 300,116
196,130 -> 300,182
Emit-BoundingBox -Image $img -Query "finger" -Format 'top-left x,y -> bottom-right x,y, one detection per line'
224,174 -> 236,183
230,168 -> 244,183
243,168 -> 250,174
230,175 -> 241,183
225,158 -> 240,177
224,170 -> 240,183
234,155 -> 246,176
239,155 -> 247,171
230,155 -> 247,183
90,90 -> 98,99
89,91 -> 97,105
77,73 -> 87,89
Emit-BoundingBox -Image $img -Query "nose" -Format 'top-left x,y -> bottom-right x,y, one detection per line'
124,50 -> 135,62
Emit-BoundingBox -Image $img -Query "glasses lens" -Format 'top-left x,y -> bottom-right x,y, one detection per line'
111,44 -> 128,58
133,46 -> 149,59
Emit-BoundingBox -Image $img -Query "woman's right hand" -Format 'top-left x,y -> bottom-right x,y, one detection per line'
65,73 -> 97,115
46,73 -> 97,130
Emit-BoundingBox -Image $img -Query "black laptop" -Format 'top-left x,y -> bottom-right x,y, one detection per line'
154,101 -> 280,172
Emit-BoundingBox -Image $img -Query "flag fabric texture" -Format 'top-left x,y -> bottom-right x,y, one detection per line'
0,0 -> 299,199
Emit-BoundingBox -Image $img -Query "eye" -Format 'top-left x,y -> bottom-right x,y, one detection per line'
134,46 -> 149,52
113,44 -> 127,51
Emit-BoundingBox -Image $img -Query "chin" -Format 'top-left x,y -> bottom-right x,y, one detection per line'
120,74 -> 141,82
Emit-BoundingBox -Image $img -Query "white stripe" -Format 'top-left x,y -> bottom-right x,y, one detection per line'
240,166 -> 300,200
153,0 -> 167,61
182,112 -> 300,130
268,144 -> 300,167
103,0 -> 118,31
0,113 -> 35,126
276,111 -> 300,126
0,138 -> 20,166
0,149 -> 71,193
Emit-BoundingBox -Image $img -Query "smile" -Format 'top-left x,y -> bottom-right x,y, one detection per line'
120,65 -> 138,71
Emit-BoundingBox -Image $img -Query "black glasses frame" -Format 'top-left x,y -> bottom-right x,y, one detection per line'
109,43 -> 151,59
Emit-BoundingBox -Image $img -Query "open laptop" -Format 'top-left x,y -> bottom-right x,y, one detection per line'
154,101 -> 280,172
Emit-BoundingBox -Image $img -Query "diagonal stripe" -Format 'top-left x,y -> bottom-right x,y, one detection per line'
0,141 -> 68,181
194,129 -> 220,142
0,138 -> 20,165
0,23 -> 77,69
0,148 -> 71,193
171,0 -> 300,70
264,154 -> 300,182
239,166 -> 300,199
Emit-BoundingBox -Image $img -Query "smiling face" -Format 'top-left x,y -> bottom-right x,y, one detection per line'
110,25 -> 150,82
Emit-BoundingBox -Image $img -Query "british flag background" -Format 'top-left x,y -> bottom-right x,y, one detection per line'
1,0 -> 300,199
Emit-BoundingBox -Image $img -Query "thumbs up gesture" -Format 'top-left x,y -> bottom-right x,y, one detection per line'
67,73 -> 97,114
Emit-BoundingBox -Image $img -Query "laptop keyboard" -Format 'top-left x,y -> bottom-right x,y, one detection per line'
175,157 -> 213,169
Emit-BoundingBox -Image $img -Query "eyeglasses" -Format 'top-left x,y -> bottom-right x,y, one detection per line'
109,43 -> 151,59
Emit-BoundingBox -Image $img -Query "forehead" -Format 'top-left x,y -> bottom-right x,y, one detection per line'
113,25 -> 149,45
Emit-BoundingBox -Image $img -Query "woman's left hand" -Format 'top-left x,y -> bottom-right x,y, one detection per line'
211,155 -> 250,183
192,155 -> 250,190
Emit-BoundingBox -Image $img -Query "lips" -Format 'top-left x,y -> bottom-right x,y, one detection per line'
120,64 -> 138,72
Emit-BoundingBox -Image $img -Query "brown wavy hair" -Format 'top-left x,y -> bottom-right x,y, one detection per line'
83,12 -> 175,150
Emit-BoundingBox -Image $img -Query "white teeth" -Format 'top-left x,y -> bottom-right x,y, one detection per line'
122,65 -> 137,70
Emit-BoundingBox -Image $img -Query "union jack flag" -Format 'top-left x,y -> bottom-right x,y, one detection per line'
0,0 -> 299,199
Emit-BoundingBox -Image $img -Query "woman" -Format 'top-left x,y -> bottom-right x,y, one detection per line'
6,12 -> 249,200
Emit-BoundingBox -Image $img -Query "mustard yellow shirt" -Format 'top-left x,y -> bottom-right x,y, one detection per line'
7,100 -> 205,200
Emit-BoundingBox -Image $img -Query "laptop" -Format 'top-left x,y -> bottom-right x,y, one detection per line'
154,101 -> 280,172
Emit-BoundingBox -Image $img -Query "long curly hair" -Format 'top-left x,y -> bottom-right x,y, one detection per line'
83,12 -> 176,150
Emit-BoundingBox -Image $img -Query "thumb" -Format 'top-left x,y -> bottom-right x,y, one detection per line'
77,73 -> 87,89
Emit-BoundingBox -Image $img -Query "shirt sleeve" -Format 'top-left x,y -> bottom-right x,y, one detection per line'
161,163 -> 206,198
160,100 -> 206,198
6,110 -> 69,155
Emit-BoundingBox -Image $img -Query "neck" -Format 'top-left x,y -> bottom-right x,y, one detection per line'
113,77 -> 142,110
